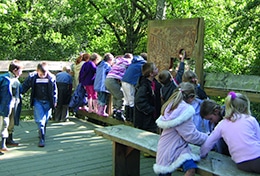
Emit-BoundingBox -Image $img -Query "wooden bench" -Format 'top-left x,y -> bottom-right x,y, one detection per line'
94,125 -> 256,176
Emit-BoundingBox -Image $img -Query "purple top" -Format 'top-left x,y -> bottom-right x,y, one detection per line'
200,113 -> 260,163
79,61 -> 96,86
153,101 -> 207,174
106,57 -> 131,80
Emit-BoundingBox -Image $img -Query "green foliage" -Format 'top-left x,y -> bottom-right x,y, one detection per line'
0,0 -> 259,73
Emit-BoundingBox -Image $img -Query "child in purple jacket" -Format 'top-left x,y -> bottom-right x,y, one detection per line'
79,53 -> 101,113
105,54 -> 132,121
154,82 -> 207,176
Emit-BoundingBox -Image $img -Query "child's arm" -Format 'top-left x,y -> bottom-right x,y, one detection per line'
200,124 -> 223,158
176,118 -> 208,146
174,61 -> 185,85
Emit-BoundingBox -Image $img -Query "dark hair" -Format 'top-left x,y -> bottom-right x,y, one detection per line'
142,62 -> 155,77
200,99 -> 221,118
182,70 -> 198,84
9,59 -> 22,72
103,53 -> 114,62
158,70 -> 172,85
124,53 -> 133,59
37,62 -> 48,73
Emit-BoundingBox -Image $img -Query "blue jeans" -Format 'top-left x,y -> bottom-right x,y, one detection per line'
97,91 -> 109,106
33,99 -> 51,133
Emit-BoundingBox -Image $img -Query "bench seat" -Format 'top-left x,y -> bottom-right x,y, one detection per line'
94,124 -> 256,176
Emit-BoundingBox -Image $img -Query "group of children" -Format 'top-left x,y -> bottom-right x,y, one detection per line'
73,51 -> 260,176
81,51 -> 259,175
1,53 -> 259,175
153,76 -> 260,174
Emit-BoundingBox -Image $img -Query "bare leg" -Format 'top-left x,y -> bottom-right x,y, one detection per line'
184,168 -> 195,176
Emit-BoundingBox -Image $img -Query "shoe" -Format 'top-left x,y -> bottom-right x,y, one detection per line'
6,141 -> 19,146
6,133 -> 19,146
0,148 -> 8,152
115,111 -> 125,121
0,151 -> 4,155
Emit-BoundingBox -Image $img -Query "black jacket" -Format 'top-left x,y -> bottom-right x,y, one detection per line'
21,71 -> 57,108
134,76 -> 161,133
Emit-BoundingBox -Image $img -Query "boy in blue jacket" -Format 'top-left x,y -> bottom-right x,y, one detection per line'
0,60 -> 23,153
22,62 -> 57,147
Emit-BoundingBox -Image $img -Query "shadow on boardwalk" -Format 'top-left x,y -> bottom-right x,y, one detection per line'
0,117 -> 158,176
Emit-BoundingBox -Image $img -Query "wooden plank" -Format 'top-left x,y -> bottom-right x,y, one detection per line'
94,125 -> 256,176
0,60 -> 72,72
204,72 -> 260,92
76,110 -> 133,126
204,87 -> 260,103
94,125 -> 158,157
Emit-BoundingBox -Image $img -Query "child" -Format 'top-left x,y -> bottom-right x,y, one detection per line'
200,99 -> 230,156
158,51 -> 185,104
79,53 -> 101,113
105,54 -> 132,121
53,66 -> 73,122
121,55 -> 146,122
134,62 -> 161,133
94,53 -> 114,117
200,92 -> 260,174
0,60 -> 23,153
182,70 -> 210,134
22,62 -> 57,147
182,70 -> 208,100
153,82 -> 208,176
72,53 -> 90,89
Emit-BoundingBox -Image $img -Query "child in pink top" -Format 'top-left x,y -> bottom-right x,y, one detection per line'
79,53 -> 101,113
200,92 -> 260,174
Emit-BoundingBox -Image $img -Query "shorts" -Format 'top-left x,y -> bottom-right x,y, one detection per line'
182,159 -> 198,172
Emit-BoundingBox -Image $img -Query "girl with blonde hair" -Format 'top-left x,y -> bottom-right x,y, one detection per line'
200,92 -> 260,174
154,82 -> 208,176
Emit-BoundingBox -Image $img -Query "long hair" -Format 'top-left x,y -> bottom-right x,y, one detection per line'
224,92 -> 251,121
161,82 -> 195,115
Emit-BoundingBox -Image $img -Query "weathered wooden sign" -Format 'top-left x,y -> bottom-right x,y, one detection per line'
147,18 -> 204,85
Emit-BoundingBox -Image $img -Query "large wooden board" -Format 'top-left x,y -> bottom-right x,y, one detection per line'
147,18 -> 205,86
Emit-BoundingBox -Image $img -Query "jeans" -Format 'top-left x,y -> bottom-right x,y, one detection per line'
97,91 -> 109,106
33,99 -> 51,133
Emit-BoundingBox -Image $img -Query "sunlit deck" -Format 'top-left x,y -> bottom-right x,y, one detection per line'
0,117 -> 160,176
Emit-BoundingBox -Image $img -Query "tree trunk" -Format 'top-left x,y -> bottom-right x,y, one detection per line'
155,0 -> 166,20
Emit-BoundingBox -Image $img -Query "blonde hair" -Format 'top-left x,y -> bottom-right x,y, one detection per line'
161,82 -> 195,115
224,92 -> 251,121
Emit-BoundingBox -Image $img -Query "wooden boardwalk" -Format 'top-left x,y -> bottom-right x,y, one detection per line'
0,117 -> 187,176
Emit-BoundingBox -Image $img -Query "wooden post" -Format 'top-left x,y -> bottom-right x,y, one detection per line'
113,142 -> 140,176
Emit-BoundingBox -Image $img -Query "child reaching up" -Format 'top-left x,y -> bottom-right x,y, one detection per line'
158,50 -> 185,104
200,92 -> 260,174
153,82 -> 208,176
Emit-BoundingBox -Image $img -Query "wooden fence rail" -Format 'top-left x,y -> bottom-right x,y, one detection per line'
1,61 -> 260,103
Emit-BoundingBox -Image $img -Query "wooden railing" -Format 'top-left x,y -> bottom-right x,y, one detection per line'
1,60 -> 260,119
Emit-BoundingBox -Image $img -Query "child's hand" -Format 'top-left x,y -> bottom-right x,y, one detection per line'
179,49 -> 186,61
